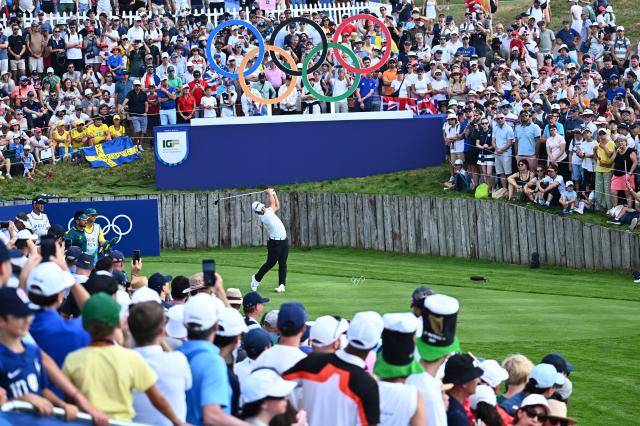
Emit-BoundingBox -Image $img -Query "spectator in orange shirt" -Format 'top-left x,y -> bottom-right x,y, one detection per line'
381,59 -> 398,96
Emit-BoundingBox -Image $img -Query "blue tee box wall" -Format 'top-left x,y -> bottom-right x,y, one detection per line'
155,115 -> 445,190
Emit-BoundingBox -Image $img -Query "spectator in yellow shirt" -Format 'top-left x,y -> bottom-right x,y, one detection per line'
108,114 -> 126,139
51,120 -> 71,161
70,121 -> 89,160
86,116 -> 111,146
63,293 -> 184,423
595,128 -> 616,210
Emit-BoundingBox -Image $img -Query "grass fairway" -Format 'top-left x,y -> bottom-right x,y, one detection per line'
141,247 -> 639,426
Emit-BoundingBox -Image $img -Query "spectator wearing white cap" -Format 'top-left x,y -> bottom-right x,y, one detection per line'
240,369 -> 299,426
165,304 -> 187,349
374,313 -> 426,426
214,307 -> 249,417
479,359 -> 514,424
443,113 -> 464,172
176,293 -> 239,425
250,188 -> 288,294
27,262 -> 91,371
500,363 -> 565,416
309,315 -> 349,353
129,301 -> 192,426
406,293 -> 461,426
284,311 -> 383,426
512,394 -> 550,426
469,384 -> 502,426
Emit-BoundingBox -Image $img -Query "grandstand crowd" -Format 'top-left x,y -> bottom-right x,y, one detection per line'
0,0 -> 636,225
0,199 -> 576,425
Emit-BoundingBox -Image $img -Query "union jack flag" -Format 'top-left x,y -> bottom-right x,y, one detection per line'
382,96 -> 437,115
382,96 -> 415,112
415,97 -> 437,115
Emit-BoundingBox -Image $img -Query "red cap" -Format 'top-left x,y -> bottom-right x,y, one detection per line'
511,30 -> 519,36
34,127 -> 41,133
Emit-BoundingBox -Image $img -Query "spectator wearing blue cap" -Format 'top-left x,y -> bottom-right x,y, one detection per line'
235,328 -> 272,394
110,250 -> 128,280
64,246 -> 83,272
254,302 -> 307,375
0,287 -> 81,419
541,353 -> 574,403
606,73 -> 626,102
148,272 -> 172,303
75,252 -> 95,278
500,363 -> 566,416
242,291 -> 269,330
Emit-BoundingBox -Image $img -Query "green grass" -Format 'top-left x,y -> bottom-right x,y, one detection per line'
139,247 -> 640,426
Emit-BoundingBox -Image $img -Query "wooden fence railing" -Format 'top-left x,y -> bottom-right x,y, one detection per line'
3,192 -> 638,271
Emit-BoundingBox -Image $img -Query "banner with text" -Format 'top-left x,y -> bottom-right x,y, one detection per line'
0,199 -> 159,256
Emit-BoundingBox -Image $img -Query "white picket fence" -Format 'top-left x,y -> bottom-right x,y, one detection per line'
4,2 -> 386,28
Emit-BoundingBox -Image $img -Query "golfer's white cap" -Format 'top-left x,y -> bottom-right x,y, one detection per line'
252,201 -> 265,212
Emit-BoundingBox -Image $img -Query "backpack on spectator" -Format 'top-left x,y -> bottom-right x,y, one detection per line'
475,183 -> 489,199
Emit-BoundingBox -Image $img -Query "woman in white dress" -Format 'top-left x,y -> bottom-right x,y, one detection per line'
422,0 -> 437,21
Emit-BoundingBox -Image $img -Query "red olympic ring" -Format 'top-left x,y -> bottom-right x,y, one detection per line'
332,14 -> 392,74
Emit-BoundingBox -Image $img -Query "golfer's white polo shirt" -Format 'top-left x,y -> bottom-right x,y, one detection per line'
260,208 -> 286,240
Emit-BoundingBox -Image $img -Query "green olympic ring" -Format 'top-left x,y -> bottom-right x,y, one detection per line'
301,42 -> 361,103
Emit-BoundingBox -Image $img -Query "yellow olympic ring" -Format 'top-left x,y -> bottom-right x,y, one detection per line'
237,45 -> 299,106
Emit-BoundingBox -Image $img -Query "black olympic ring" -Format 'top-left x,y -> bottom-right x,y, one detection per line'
267,17 -> 329,77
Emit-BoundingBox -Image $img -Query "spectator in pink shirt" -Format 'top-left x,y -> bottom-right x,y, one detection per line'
264,61 -> 286,91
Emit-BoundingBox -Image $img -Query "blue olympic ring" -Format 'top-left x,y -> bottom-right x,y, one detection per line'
205,20 -> 265,79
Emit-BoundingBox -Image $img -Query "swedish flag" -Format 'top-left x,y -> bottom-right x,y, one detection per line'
82,137 -> 141,168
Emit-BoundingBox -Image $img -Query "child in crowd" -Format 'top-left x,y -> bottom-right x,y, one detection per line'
20,145 -> 50,180
63,292 -> 184,424
128,301 -> 192,426
0,287 -> 78,420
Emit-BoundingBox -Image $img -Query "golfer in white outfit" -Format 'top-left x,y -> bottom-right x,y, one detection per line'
251,188 -> 288,293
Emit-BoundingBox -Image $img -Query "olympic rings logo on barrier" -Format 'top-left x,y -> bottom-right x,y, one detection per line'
67,214 -> 133,243
205,13 -> 392,103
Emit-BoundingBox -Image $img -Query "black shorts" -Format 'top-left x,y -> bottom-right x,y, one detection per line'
466,150 -> 479,165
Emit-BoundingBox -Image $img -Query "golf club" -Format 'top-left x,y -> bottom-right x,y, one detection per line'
214,191 -> 267,205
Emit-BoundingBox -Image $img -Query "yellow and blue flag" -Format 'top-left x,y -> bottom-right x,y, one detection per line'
82,137 -> 141,168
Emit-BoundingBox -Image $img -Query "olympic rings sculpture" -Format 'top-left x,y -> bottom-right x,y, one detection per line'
67,214 -> 133,243
204,13 -> 393,103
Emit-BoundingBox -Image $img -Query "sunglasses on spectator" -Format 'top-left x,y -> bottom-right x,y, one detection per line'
547,418 -> 569,426
523,407 -> 547,422
518,162 -> 527,166
536,169 -> 544,172
496,116 -> 505,120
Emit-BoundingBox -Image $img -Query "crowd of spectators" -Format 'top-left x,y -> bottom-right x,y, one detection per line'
0,221 -> 577,425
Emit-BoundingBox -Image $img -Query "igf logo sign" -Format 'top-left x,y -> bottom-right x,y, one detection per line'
163,139 -> 181,148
